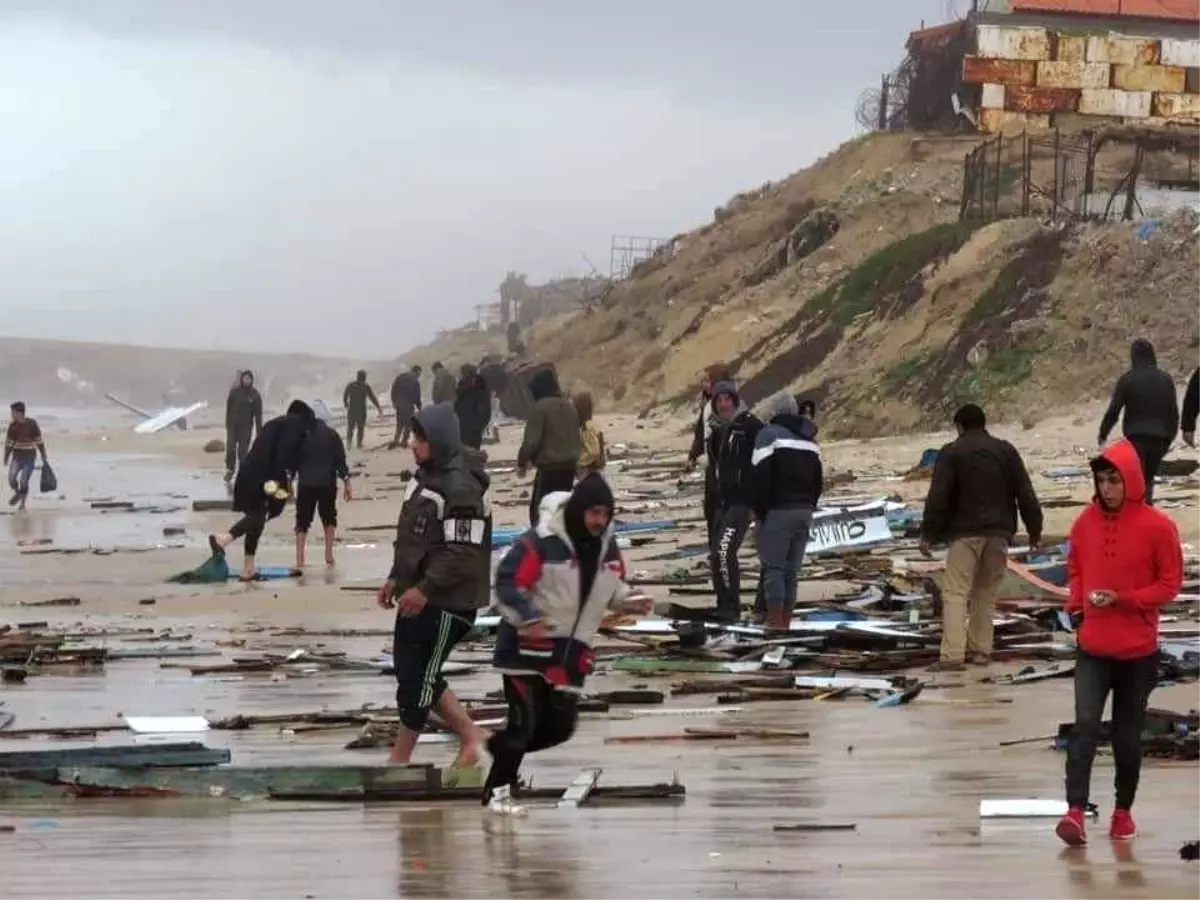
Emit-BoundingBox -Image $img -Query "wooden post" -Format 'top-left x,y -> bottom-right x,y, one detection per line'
878,75 -> 890,131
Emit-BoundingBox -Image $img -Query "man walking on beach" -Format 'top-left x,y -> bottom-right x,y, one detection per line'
390,365 -> 423,449
343,370 -> 382,451
294,415 -> 351,569
1181,367 -> 1198,448
377,404 -> 492,769
431,361 -> 456,406
485,473 -> 650,814
224,370 -> 263,484
5,402 -> 48,511
1055,439 -> 1182,846
1098,338 -> 1178,503
454,363 -> 492,451
687,363 -> 730,546
752,393 -> 822,630
706,380 -> 762,623
516,368 -> 580,526
920,404 -> 1043,671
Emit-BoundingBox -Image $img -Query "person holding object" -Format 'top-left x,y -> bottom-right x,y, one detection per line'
483,474 -> 651,814
1097,338 -> 1178,504
293,415 -> 351,569
5,402 -> 48,511
209,400 -> 314,581
376,404 -> 492,769
573,391 -> 607,478
1055,439 -> 1183,847
920,404 -> 1042,670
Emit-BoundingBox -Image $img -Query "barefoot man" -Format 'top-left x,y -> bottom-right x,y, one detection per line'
377,404 -> 492,767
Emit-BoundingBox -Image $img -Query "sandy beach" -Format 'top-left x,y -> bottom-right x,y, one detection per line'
1,404 -> 1197,899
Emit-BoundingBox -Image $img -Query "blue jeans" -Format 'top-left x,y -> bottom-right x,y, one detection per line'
8,456 -> 35,496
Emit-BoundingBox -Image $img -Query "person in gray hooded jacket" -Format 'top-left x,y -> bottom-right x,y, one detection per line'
377,403 -> 492,768
752,393 -> 823,630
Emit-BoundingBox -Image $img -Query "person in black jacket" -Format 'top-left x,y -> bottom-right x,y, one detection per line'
686,363 -> 730,546
705,380 -> 762,622
293,417 -> 351,569
224,370 -> 263,483
1181,368 -> 1198,449
389,365 -> 423,449
920,404 -> 1043,670
454,363 -> 492,450
210,400 -> 315,581
343,370 -> 382,451
751,393 -> 823,630
1098,339 -> 1179,503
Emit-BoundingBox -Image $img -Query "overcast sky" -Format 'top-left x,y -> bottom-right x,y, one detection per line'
0,0 -> 950,358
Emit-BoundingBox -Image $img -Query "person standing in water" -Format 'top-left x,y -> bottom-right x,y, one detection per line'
5,402 -> 48,511
1056,439 -> 1182,846
484,474 -> 650,814
210,400 -> 315,581
224,370 -> 263,483
343,370 -> 382,451
294,414 -> 351,568
377,404 -> 492,769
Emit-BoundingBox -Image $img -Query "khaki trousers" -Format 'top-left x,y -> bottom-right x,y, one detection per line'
940,536 -> 1008,663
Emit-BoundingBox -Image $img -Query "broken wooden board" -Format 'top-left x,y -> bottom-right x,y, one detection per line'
0,742 -> 230,773
557,768 -> 602,808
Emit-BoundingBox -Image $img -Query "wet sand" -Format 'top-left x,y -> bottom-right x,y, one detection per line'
2,406 -> 1197,898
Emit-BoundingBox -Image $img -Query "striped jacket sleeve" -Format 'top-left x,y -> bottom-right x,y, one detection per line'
494,534 -> 543,626
750,425 -> 776,520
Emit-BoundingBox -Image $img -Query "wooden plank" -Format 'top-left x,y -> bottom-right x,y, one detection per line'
1006,85 -> 1080,113
0,742 -> 229,772
558,768 -> 602,808
962,56 -> 1037,86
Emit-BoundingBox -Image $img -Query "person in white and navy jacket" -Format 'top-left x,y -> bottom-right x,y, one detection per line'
751,392 -> 823,630
483,474 -> 650,812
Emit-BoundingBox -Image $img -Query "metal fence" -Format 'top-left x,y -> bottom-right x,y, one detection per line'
960,129 -> 1096,222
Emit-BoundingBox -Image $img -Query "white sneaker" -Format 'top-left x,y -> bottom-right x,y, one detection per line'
487,784 -> 528,817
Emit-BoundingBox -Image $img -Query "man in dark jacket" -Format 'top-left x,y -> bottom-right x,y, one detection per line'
293,417 -> 351,569
431,361 -> 456,405
343,370 -> 382,451
1181,368 -> 1198,448
454,363 -> 492,450
376,404 -> 492,768
1098,338 -> 1179,503
224,370 -> 263,483
210,400 -> 315,581
389,365 -> 423,449
687,363 -> 730,546
921,404 -> 1043,670
752,393 -> 823,630
517,368 -> 580,526
1055,439 -> 1182,846
705,380 -> 762,623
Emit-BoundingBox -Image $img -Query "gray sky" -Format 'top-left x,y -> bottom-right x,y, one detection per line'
0,0 -> 949,358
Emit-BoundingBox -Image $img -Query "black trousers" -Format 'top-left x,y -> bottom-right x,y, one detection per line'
393,406 -> 414,445
702,478 -> 717,547
529,466 -> 576,527
1127,435 -> 1171,504
225,427 -> 252,474
392,605 -> 476,732
229,511 -> 267,556
294,484 -> 337,532
346,413 -> 366,449
709,503 -> 751,621
482,674 -> 579,803
1065,649 -> 1158,810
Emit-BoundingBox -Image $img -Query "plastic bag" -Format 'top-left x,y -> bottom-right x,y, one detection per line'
39,463 -> 57,494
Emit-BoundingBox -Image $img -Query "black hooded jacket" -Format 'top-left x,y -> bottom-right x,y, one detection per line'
704,381 -> 762,508
1099,339 -> 1179,443
751,400 -> 823,520
390,371 -> 422,411
344,374 -> 381,419
226,371 -> 263,434
233,401 -> 315,514
387,404 -> 491,614
517,369 -> 580,469
297,419 -> 350,489
1182,368 -> 1198,435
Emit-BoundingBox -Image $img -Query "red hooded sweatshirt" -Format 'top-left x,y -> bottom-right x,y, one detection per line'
1066,439 -> 1183,660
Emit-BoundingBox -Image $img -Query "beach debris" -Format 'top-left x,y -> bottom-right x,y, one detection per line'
979,799 -> 1097,819
557,768 -> 602,808
0,742 -> 230,773
773,823 -> 858,832
1181,841 -> 1199,861
120,715 -> 210,735
16,597 -> 80,608
203,439 -> 225,453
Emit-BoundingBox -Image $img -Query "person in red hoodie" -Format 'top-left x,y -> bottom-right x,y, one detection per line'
1056,439 -> 1183,847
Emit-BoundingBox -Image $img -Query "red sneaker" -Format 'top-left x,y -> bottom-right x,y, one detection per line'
1056,807 -> 1088,846
1109,808 -> 1137,841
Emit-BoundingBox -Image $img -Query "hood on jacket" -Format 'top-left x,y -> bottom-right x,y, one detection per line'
763,392 -> 798,419
239,370 -> 255,388
461,446 -> 492,493
538,490 -> 574,529
355,369 -> 368,383
1130,338 -> 1157,368
286,399 -> 315,425
775,412 -> 819,441
710,380 -> 747,419
1090,439 -> 1146,507
413,403 -> 462,467
529,368 -> 561,401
